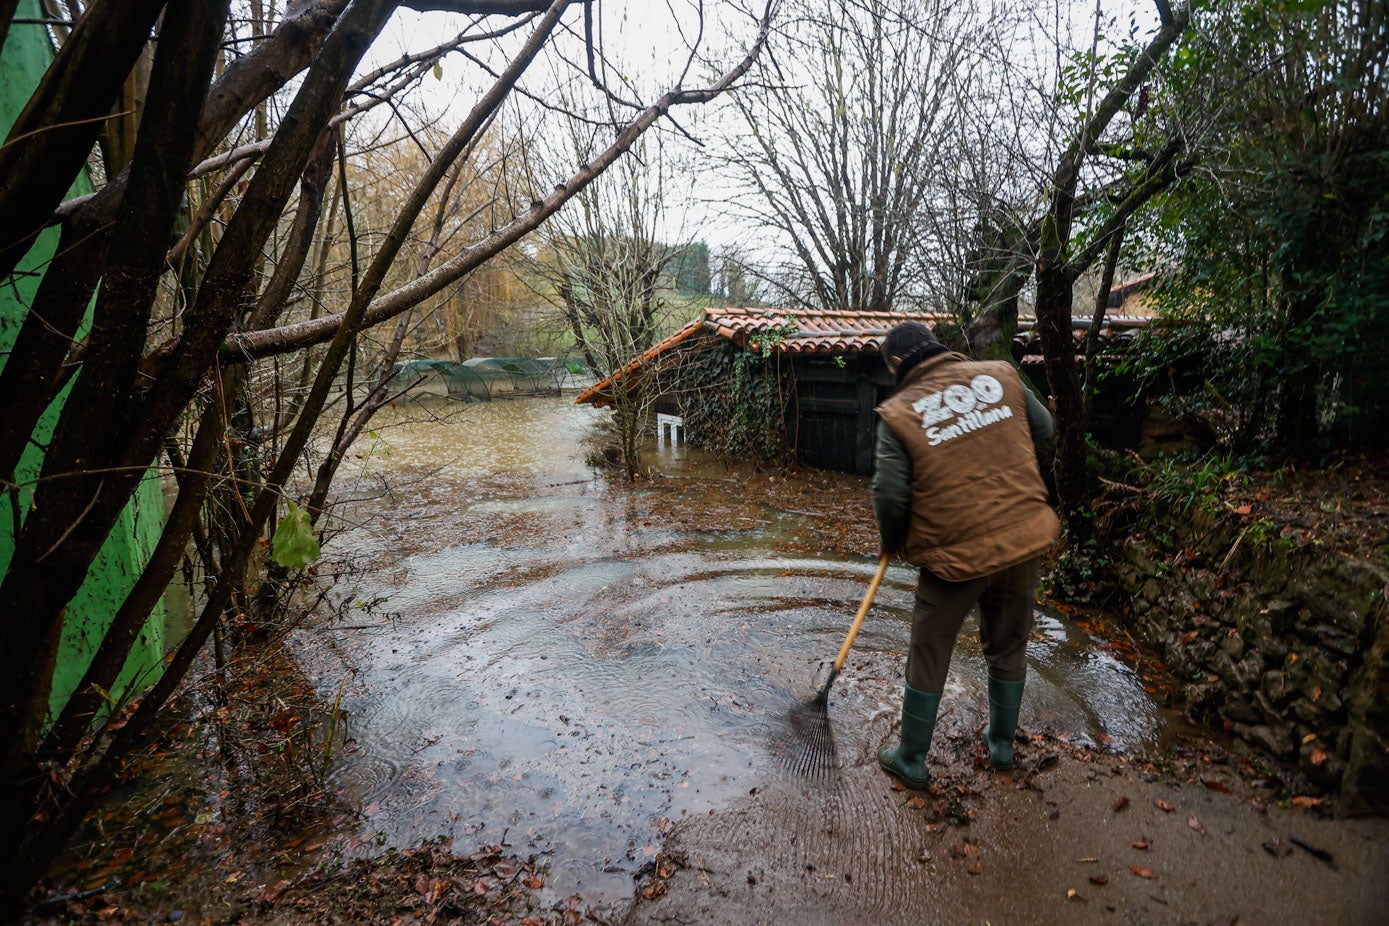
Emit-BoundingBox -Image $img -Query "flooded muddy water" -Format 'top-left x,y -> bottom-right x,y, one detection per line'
303,394 -> 1167,910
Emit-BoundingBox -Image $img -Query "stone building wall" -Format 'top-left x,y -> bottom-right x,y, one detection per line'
1112,508 -> 1388,814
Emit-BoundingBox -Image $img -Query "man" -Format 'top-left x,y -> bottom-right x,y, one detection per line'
872,321 -> 1058,789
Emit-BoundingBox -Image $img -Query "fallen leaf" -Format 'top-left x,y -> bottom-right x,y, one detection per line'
1112,796 -> 1130,812
1310,748 -> 1328,766
1154,799 -> 1175,813
1180,630 -> 1199,645
1301,733 -> 1317,745
1201,779 -> 1232,794
1131,840 -> 1150,850
1232,504 -> 1251,515
908,797 -> 927,810
1066,888 -> 1083,901
967,860 -> 985,875
267,708 -> 299,733
1291,795 -> 1325,808
1089,874 -> 1109,886
522,876 -> 544,890
951,841 -> 982,859
1187,812 -> 1207,836
1130,865 -> 1156,879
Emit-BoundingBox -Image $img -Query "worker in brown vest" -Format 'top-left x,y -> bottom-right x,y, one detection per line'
873,321 -> 1059,789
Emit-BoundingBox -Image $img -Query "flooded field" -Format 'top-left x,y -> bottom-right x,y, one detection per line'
303,394 -> 1168,909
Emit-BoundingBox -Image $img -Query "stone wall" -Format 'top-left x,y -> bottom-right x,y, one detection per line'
1112,508 -> 1389,814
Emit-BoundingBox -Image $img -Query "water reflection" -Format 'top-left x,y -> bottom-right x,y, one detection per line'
307,395 -> 1162,908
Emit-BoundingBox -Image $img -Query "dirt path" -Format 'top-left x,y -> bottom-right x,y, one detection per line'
624,728 -> 1389,926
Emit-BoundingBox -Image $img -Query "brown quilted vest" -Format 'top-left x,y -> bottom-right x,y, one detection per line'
876,352 -> 1059,581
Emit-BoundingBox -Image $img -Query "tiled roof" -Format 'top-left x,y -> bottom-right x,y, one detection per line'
575,307 -> 948,407
574,307 -> 1154,405
703,306 -> 950,353
572,318 -> 712,408
1014,314 -> 1152,332
1014,314 -> 1152,366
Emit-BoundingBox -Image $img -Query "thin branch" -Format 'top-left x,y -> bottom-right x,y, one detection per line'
227,0 -> 776,362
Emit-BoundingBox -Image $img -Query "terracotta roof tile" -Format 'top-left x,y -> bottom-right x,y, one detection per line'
572,318 -> 712,407
575,308 -> 1152,406
575,307 -> 947,407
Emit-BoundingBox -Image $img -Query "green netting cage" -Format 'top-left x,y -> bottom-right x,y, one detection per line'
391,355 -> 577,399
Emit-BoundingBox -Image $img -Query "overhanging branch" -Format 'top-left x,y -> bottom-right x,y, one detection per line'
225,0 -> 775,363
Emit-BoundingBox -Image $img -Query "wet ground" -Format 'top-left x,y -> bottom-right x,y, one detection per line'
626,752 -> 1389,926
275,395 -> 1386,924
38,394 -> 1388,924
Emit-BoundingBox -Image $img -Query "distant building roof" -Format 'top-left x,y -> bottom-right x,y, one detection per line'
1014,314 -> 1153,368
1106,271 -> 1160,309
575,306 -> 949,407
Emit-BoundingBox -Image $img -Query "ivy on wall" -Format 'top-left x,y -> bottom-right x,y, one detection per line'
669,326 -> 798,462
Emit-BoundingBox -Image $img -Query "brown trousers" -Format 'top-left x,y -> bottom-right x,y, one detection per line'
905,555 -> 1042,694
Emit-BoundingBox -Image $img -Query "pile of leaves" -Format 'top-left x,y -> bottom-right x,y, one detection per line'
247,838 -> 588,926
1211,454 -> 1389,561
1103,451 -> 1389,562
35,838 -> 588,926
28,639 -> 587,926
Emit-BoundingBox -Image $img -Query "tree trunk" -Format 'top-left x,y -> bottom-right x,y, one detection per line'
1035,256 -> 1092,541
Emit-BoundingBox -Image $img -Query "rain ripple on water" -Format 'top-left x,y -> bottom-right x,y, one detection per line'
308,396 -> 1163,909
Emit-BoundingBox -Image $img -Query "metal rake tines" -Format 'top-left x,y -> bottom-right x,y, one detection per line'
772,700 -> 840,781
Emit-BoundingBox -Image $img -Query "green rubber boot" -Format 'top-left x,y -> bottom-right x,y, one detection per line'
983,676 -> 1025,770
878,685 -> 940,789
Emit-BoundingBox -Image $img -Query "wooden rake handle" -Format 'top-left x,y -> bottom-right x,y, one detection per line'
831,554 -> 891,674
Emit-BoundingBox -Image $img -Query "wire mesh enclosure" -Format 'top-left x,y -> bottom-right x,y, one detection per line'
390,357 -> 582,400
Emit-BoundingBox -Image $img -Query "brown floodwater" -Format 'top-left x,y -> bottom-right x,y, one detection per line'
299,394 -> 1169,910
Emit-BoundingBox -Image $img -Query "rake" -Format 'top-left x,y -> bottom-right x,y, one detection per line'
814,553 -> 890,707
775,554 -> 890,778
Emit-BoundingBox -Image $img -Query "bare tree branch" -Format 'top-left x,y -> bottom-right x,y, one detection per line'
226,0 -> 775,361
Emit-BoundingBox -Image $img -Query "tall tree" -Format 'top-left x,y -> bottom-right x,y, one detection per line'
1137,0 -> 1389,454
525,118 -> 692,478
720,0 -> 985,312
1032,0 -> 1192,539
0,0 -> 772,909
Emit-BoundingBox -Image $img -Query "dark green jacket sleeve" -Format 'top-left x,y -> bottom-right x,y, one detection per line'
871,418 -> 911,555
1024,389 -> 1055,446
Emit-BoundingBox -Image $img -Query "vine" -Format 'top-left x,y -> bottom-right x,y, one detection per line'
670,324 -> 799,461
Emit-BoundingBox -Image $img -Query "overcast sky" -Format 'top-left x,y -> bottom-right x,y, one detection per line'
358,0 -> 1168,255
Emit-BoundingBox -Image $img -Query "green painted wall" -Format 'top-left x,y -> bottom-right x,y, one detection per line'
1,2 -> 166,721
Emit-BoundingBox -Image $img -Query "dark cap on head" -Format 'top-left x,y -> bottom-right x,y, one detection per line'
881,321 -> 942,382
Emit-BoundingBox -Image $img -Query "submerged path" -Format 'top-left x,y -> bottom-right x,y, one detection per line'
311,395 -> 1388,924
